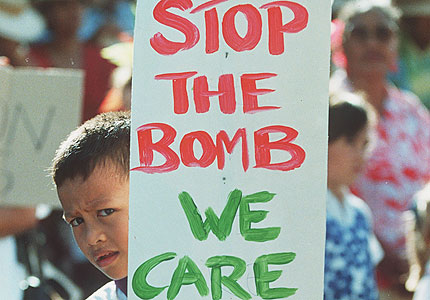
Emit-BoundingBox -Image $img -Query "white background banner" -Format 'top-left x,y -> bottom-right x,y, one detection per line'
0,67 -> 82,207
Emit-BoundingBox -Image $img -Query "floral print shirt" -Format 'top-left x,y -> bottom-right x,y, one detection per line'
332,70 -> 430,258
324,190 -> 380,300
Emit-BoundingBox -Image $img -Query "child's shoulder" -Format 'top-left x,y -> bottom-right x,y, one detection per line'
345,192 -> 372,219
86,281 -> 127,300
327,189 -> 370,215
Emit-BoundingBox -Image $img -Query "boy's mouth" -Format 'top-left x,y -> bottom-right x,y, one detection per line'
95,251 -> 119,268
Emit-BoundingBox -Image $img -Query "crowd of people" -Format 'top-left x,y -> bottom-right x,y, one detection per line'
1,0 -> 430,299
329,0 -> 430,299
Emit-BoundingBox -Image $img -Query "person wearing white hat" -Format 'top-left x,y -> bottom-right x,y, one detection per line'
390,0 -> 430,109
0,0 -> 45,65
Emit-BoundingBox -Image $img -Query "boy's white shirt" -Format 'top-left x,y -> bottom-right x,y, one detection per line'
327,188 -> 384,266
86,281 -> 127,300
413,261 -> 430,300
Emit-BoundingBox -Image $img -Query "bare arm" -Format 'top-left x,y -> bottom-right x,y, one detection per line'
0,207 -> 38,238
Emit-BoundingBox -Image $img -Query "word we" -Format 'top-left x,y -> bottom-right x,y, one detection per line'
179,189 -> 280,242
151,0 -> 308,55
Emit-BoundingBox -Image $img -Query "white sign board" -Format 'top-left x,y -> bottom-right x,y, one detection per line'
130,0 -> 330,299
0,67 -> 82,207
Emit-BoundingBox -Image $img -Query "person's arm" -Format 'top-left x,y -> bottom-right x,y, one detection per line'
0,36 -> 28,67
0,207 -> 38,238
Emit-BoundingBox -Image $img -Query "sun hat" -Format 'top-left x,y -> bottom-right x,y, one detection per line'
0,0 -> 46,42
392,0 -> 430,16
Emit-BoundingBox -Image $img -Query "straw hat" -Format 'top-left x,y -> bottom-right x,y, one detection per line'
392,0 -> 430,16
0,0 -> 46,42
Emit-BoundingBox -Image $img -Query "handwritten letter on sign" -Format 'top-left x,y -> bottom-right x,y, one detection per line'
129,0 -> 330,299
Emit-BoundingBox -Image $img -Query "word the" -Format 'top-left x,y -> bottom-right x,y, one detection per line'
132,124 -> 306,173
155,72 -> 279,115
132,252 -> 297,300
151,0 -> 308,55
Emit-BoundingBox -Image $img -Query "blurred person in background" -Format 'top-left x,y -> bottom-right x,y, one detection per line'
390,0 -> 430,110
0,2 -> 47,298
30,0 -> 116,123
332,0 -> 354,19
331,1 -> 430,299
0,0 -> 45,66
98,40 -> 133,113
80,0 -> 135,113
407,184 -> 430,299
325,92 -> 383,300
80,0 -> 135,47
330,0 -> 392,74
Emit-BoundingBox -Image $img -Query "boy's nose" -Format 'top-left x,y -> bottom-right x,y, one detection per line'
85,224 -> 107,246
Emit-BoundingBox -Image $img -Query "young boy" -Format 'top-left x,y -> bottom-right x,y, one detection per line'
325,93 -> 383,300
51,111 -> 130,300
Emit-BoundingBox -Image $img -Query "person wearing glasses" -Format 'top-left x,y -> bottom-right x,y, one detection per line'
330,1 -> 430,300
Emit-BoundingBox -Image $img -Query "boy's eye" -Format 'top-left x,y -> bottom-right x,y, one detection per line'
98,208 -> 115,217
69,217 -> 84,227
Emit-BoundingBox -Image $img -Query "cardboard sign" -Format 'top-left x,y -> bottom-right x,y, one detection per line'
129,0 -> 330,299
0,67 -> 82,207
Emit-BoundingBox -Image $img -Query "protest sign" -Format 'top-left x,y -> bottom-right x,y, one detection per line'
129,0 -> 330,299
0,67 -> 82,207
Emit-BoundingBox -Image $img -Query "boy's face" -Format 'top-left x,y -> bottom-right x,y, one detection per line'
58,162 -> 129,280
327,126 -> 369,189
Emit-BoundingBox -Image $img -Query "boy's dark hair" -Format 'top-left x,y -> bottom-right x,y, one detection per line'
51,111 -> 130,187
329,92 -> 370,144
